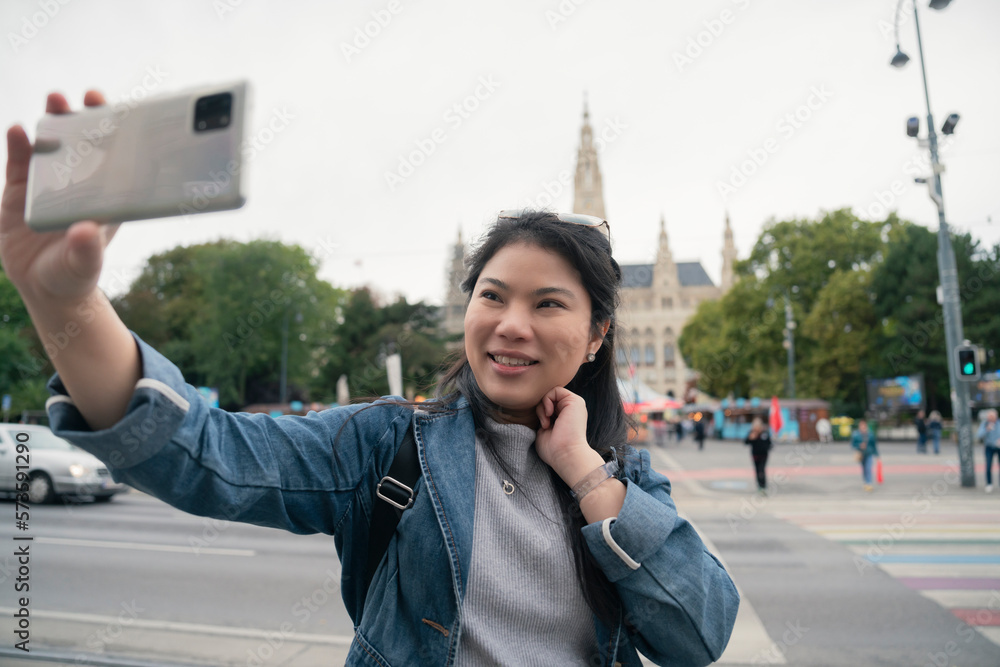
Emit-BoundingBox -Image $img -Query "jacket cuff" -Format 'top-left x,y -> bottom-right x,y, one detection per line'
581,477 -> 676,582
44,330 -> 192,469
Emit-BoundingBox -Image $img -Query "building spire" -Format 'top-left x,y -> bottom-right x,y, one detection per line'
721,211 -> 738,292
572,95 -> 606,218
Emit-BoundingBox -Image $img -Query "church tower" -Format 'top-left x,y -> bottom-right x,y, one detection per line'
572,97 -> 606,218
721,212 -> 738,292
442,228 -> 467,345
653,214 -> 679,293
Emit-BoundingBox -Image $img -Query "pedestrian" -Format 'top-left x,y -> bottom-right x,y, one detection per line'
694,415 -> 706,451
978,408 -> 1000,493
927,410 -> 943,455
744,417 -> 772,494
675,418 -> 684,442
0,104 -> 740,667
915,410 -> 928,454
851,420 -> 880,492
652,418 -> 668,448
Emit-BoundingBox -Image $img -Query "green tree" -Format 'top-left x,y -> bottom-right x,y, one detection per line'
868,224 -> 1000,415
114,239 -> 344,410
0,269 -> 54,416
681,208 -> 894,406
315,287 -> 448,400
799,268 -> 877,414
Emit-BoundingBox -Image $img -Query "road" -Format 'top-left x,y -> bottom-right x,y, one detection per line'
0,437 -> 997,666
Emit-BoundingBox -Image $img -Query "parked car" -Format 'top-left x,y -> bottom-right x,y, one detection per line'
0,424 -> 127,504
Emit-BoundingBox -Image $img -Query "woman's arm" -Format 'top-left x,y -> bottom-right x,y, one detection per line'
580,448 -> 740,667
46,329 -> 410,535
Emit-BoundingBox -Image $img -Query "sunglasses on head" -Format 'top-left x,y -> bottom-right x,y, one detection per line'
498,209 -> 610,240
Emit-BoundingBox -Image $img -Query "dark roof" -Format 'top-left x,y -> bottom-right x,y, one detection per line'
620,262 -> 716,288
677,262 -> 715,287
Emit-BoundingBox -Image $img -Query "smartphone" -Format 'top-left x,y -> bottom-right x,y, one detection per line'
25,80 -> 249,232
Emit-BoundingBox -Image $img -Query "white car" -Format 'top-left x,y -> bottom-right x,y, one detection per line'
0,424 -> 127,504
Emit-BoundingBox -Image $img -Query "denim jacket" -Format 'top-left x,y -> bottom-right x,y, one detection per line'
45,331 -> 739,666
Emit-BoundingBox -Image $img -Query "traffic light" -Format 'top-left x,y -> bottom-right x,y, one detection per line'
955,345 -> 980,380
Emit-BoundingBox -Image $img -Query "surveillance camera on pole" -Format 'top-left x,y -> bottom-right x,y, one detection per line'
941,113 -> 960,135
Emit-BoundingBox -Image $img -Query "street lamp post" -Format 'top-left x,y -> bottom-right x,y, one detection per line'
280,308 -> 303,405
784,292 -> 796,399
768,289 -> 796,399
891,0 -> 975,487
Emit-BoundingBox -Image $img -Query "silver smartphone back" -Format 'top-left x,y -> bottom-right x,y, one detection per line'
25,80 -> 249,232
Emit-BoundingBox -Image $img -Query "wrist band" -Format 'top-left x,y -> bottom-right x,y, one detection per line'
571,459 -> 619,501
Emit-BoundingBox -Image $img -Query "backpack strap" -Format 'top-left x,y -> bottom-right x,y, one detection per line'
365,426 -> 421,593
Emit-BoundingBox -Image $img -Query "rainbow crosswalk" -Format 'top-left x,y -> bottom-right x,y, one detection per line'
775,508 -> 1000,648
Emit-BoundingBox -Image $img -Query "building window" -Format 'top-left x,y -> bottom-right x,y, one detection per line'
644,344 -> 655,366
616,348 -> 627,365
664,344 -> 675,367
630,347 -> 640,365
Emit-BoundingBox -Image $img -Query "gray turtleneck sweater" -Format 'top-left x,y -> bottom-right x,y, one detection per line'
454,417 -> 600,666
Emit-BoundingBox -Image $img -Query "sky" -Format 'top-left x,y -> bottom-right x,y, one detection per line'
2,0 -> 999,307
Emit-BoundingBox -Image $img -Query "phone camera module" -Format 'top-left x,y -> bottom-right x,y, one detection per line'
194,92 -> 233,132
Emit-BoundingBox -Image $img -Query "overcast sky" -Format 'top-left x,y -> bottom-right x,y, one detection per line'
3,0 -> 999,307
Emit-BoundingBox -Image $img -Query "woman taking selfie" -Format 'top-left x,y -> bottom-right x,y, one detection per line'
2,92 -> 739,666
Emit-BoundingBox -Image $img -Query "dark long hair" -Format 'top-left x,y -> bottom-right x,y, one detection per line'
435,210 -> 630,624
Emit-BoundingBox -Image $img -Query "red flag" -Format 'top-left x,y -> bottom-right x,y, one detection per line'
769,396 -> 783,433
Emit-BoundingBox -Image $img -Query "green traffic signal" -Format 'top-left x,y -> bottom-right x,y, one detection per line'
956,346 -> 980,379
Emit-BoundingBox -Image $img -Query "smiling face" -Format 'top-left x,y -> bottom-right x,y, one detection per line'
464,242 -> 607,426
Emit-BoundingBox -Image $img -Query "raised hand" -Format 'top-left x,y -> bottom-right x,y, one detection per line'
1,91 -> 120,304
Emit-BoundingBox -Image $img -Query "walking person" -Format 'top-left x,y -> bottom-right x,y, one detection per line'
915,410 -> 928,454
851,420 -> 880,492
694,415 -> 706,451
744,417 -> 772,495
928,410 -> 943,455
979,409 -> 1000,493
1,99 -> 739,667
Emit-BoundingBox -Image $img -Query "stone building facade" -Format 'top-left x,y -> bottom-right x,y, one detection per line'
442,104 -> 737,397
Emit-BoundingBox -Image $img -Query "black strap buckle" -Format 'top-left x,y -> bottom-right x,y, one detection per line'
377,476 -> 415,510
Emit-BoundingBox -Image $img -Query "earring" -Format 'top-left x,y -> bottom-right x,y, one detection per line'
587,353 -> 596,362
